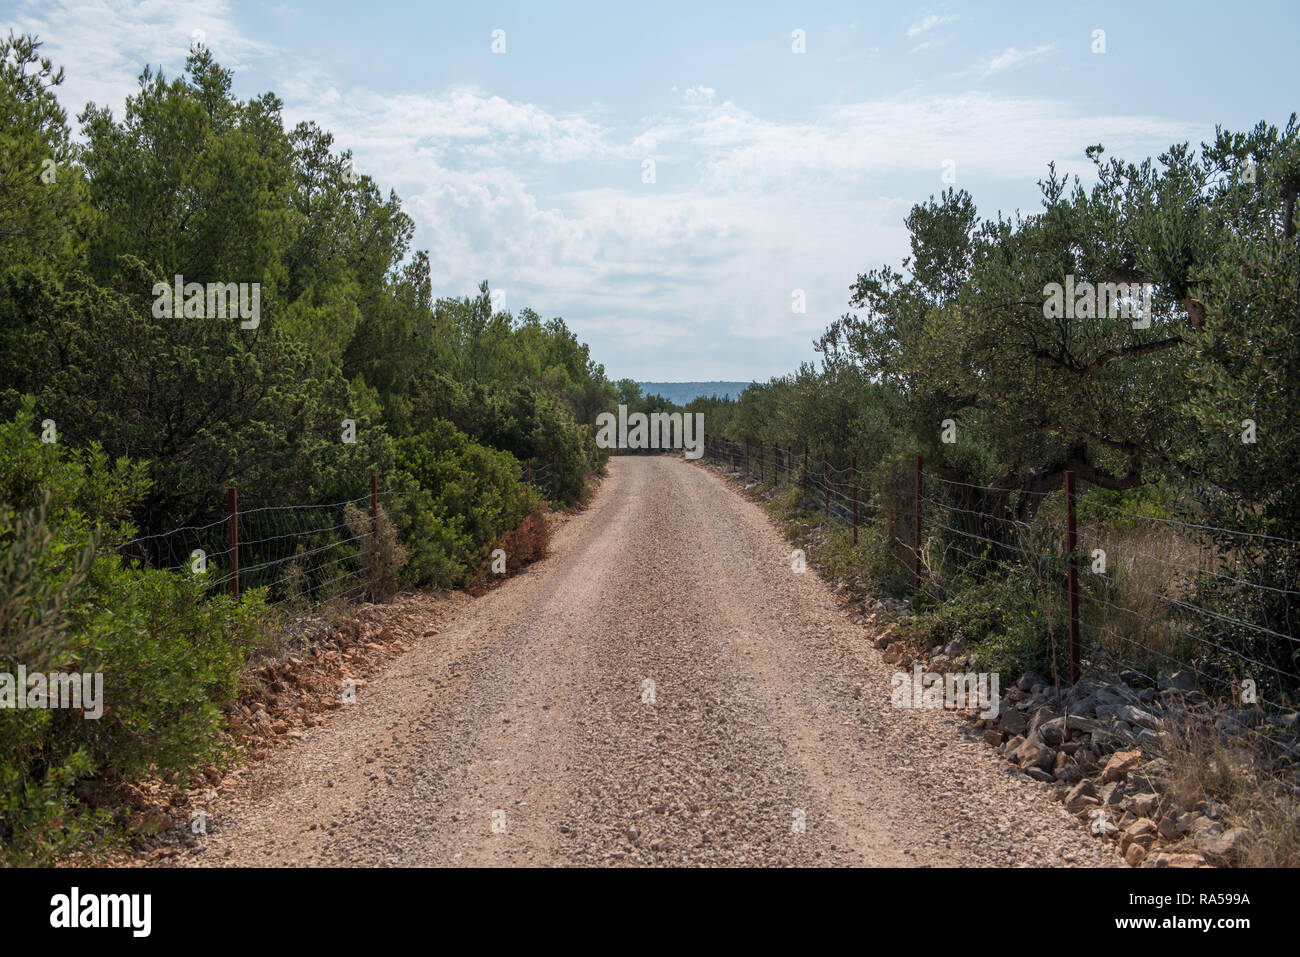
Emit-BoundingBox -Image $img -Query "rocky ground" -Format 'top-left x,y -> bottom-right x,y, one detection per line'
710,458 -> 1298,868
144,456 -> 1121,867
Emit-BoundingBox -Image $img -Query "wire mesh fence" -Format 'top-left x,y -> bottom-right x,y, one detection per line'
701,435 -> 1300,751
111,455 -> 565,613
112,485 -> 398,608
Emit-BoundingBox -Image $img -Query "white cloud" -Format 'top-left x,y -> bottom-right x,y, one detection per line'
634,94 -> 1197,193
7,0 -> 271,120
907,13 -> 958,37
975,43 -> 1057,77
680,84 -> 717,105
5,2 -> 1206,378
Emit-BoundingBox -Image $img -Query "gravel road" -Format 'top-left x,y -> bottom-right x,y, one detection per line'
181,456 -> 1118,867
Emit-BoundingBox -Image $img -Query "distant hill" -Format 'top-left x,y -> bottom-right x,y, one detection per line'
638,381 -> 752,405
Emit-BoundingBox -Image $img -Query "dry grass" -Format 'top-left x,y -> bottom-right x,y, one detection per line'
344,503 -> 407,602
1162,710 -> 1300,866
1079,519 -> 1218,674
502,500 -> 551,570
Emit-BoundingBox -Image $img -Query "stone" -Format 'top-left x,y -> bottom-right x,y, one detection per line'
1115,704 -> 1160,729
1120,818 -> 1158,852
1014,735 -> 1057,772
1027,706 -> 1058,738
984,729 -> 1003,747
1098,781 -> 1126,805
1017,672 -> 1048,692
1196,827 -> 1249,865
1039,714 -> 1099,746
1157,814 -> 1181,841
998,709 -> 1028,736
1130,792 -> 1161,817
1125,842 -> 1148,867
1191,818 -> 1223,842
1144,851 -> 1207,868
1101,749 -> 1143,783
1064,779 -> 1099,811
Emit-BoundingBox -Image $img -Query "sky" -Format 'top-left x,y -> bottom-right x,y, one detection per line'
4,1 -> 1297,382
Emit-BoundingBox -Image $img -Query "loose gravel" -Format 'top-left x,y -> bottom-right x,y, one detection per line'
175,456 -> 1119,867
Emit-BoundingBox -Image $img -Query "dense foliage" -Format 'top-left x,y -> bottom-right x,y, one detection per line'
701,120 -> 1300,695
0,34 -> 617,861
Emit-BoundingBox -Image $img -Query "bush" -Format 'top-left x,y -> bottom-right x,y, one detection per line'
344,502 -> 407,601
501,499 -> 550,570
394,420 -> 540,587
406,374 -> 593,506
0,405 -> 263,864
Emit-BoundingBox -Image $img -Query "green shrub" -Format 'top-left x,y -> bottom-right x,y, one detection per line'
394,420 -> 539,587
0,404 -> 263,864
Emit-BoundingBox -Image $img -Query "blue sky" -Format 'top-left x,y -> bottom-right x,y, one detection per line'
5,0 -> 1297,381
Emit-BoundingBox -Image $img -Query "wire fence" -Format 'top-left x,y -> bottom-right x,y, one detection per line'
521,455 -> 560,498
702,435 -> 1300,756
111,454 -> 567,611
112,481 -> 402,609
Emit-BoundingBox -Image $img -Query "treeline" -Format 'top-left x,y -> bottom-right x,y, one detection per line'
694,119 -> 1300,699
0,35 -> 616,862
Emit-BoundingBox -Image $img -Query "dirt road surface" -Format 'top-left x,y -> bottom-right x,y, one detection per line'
178,456 -> 1118,867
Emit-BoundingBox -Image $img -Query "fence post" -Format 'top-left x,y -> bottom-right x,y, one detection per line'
852,455 -> 858,545
914,455 -> 922,594
823,452 -> 830,518
527,458 -> 532,485
1066,469 -> 1080,684
803,444 -> 809,495
745,441 -> 749,478
759,442 -> 764,482
227,485 -> 239,601
552,452 -> 557,492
